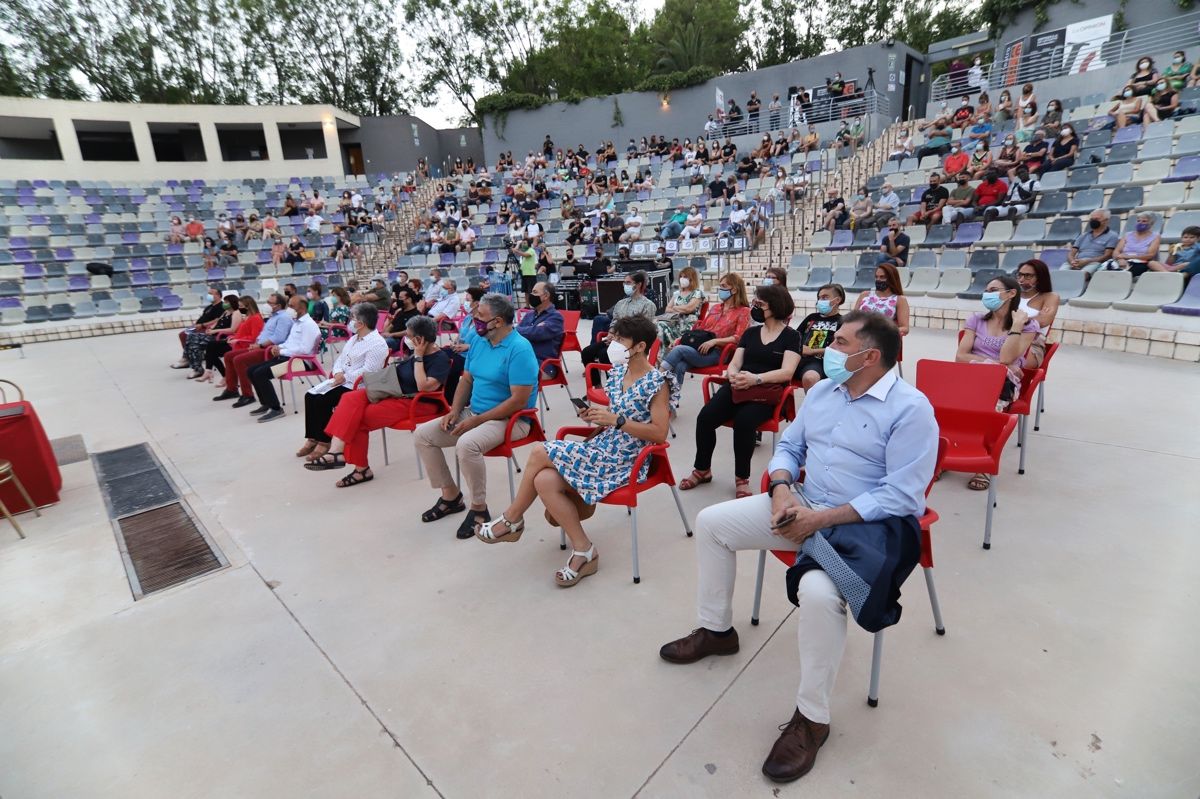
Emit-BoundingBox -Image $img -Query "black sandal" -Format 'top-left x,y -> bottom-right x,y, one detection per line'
456,508 -> 491,540
422,492 -> 465,523
335,467 -> 373,488
304,452 -> 345,471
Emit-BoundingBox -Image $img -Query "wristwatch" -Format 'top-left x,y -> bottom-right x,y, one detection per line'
615,414 -> 627,429
414,356 -> 425,362
768,479 -> 792,498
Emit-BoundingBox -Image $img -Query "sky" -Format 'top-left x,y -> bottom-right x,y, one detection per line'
411,0 -> 666,129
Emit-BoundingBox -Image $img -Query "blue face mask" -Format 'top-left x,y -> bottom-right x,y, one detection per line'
762,276 -> 776,286
981,291 -> 1006,311
717,288 -> 732,301
823,347 -> 870,385
623,284 -> 634,296
816,299 -> 833,315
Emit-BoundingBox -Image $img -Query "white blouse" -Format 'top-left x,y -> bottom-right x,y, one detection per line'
332,329 -> 389,383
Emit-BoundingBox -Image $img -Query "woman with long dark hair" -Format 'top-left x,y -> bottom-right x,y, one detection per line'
853,262 -> 910,335
1014,259 -> 1060,368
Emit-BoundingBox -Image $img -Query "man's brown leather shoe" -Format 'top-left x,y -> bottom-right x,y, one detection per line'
658,627 -> 739,664
761,708 -> 830,783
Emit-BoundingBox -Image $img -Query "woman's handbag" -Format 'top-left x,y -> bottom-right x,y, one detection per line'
679,329 -> 715,349
731,380 -> 786,405
364,365 -> 407,403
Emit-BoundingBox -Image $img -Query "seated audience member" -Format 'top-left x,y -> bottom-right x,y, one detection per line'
184,216 -> 205,242
184,294 -> 242,381
1039,100 -> 1063,139
167,216 -> 186,244
888,129 -> 914,162
318,287 -> 352,351
905,173 -> 949,227
206,296 -> 262,388
870,183 -> 901,227
414,294 -> 539,539
282,283 -> 298,300
1018,130 -> 1048,174
682,205 -> 706,239
968,137 -> 994,177
201,236 -> 219,269
847,189 -> 874,230
956,274 -> 1039,488
984,165 -> 1039,221
1130,56 -> 1159,96
966,113 -> 993,149
947,169 -> 1007,224
660,273 -> 751,383
1151,80 -> 1179,119
620,207 -> 645,242
245,214 -> 263,241
215,293 -> 293,403
877,217 -> 910,268
1015,259 -> 1060,368
915,122 -> 952,160
680,284 -> 801,499
654,245 -> 674,276
659,205 -> 689,240
305,283 -> 327,326
516,282 -> 565,370
270,237 -> 286,267
951,96 -> 975,129
821,189 -> 847,233
172,286 -> 226,368
1165,225 -> 1200,277
384,285 -> 423,350
451,287 -> 488,353
310,316 -> 453,487
244,294 -> 322,423
1017,100 -> 1039,139
994,89 -> 1014,125
296,302 -> 390,465
262,214 -> 281,239
352,276 -> 391,312
994,135 -> 1022,176
795,283 -> 845,390
1039,126 -> 1078,175
659,311 -> 936,786
428,278 -> 463,324
854,262 -> 910,335
1164,51 -> 1192,89
656,266 -> 706,346
1065,210 -> 1119,273
1017,82 -> 1038,113
1109,213 -> 1163,277
284,236 -> 306,264
1109,84 -> 1156,129
581,271 -> 657,385
474,315 -> 676,586
943,143 -> 969,177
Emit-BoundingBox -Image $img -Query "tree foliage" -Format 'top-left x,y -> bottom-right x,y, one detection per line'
752,0 -> 829,68
646,0 -> 752,75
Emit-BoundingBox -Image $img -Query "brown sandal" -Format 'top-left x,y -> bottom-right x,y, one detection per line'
305,443 -> 330,462
679,470 -> 713,490
968,473 -> 990,491
734,478 -> 752,499
296,440 -> 319,458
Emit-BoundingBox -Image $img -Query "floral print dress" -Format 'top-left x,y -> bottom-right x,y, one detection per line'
320,303 -> 351,354
542,364 -> 678,504
655,288 -> 706,345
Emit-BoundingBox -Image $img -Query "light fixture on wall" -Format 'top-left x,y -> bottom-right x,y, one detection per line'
660,93 -> 671,109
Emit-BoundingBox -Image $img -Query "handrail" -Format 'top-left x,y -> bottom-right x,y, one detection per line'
714,91 -> 891,138
931,12 -> 1200,101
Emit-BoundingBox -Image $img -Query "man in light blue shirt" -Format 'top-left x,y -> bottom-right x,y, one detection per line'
414,294 -> 539,540
659,311 -> 937,785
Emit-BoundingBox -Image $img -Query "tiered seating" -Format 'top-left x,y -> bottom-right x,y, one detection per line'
0,174 -> 414,324
799,108 -> 1200,312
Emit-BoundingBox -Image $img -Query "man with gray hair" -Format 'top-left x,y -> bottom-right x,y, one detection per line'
414,293 -> 541,540
428,278 -> 462,325
1066,209 -> 1119,274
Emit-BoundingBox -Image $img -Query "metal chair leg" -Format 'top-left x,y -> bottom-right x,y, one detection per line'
560,528 -> 567,550
1017,415 -> 1028,475
751,550 -> 766,625
506,458 -> 516,501
867,631 -> 884,707
669,486 -> 692,536
290,379 -> 298,413
0,498 -> 25,539
1035,383 -> 1045,430
983,476 -> 997,550
923,566 -> 945,634
630,507 -> 641,584
381,428 -> 390,466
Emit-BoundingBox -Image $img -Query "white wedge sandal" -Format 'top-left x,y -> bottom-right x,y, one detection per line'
555,545 -> 599,587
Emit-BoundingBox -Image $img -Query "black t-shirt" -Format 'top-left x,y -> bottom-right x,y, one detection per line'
709,180 -> 727,199
881,231 -> 911,265
722,143 -> 736,159
738,325 -> 801,375
798,313 -> 842,352
387,306 -> 420,335
919,185 -> 949,211
521,199 -> 540,213
396,348 -> 452,396
823,198 -> 845,213
196,300 -> 224,326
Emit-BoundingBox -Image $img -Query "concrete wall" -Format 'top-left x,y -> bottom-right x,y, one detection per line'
0,97 -> 357,180
342,116 -> 484,178
480,42 -> 926,165
996,0 -> 1184,44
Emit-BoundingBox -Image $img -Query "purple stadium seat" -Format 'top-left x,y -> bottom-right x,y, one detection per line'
55,248 -> 74,261
206,267 -> 225,280
949,222 -> 983,247
1111,125 -> 1142,144
10,236 -> 28,248
28,215 -> 48,224
166,243 -> 183,255
0,298 -> 21,309
1040,248 -> 1068,269
23,264 -> 45,279
131,272 -> 151,287
482,250 -> 498,264
1162,277 -> 1200,316
439,252 -> 455,265
153,286 -> 172,298
12,250 -> 33,263
161,295 -> 183,311
130,257 -> 149,271
324,261 -> 339,274
68,276 -> 89,292
1166,155 -> 1200,183
828,230 -> 853,250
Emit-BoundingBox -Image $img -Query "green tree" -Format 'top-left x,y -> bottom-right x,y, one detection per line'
752,0 -> 829,68
645,0 -> 751,75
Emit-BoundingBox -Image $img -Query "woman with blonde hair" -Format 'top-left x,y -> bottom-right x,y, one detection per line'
658,272 -> 751,384
656,266 -> 707,345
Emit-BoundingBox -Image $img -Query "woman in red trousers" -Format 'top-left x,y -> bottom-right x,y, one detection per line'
308,315 -> 453,488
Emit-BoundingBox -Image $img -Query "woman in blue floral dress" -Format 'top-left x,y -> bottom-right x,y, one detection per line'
475,315 -> 676,587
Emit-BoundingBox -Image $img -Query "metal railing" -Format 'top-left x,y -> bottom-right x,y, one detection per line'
714,90 -> 892,138
931,12 -> 1200,100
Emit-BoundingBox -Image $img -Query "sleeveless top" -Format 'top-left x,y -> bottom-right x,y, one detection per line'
860,292 -> 899,319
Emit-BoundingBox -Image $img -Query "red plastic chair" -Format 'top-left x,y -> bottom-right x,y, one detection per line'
1007,343 -> 1058,475
380,393 -> 452,474
554,426 -> 693,583
484,407 -> 546,500
935,407 -> 1017,549
321,322 -> 351,366
276,344 -> 327,413
536,357 -> 573,427
1033,340 -> 1060,431
915,358 -> 1008,412
749,438 -> 948,706
684,341 -> 737,379
695,302 -> 711,324
559,310 -> 582,368
701,375 -> 798,450
583,339 -> 661,405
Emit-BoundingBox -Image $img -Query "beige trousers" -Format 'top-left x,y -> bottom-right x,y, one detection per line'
413,409 -> 528,508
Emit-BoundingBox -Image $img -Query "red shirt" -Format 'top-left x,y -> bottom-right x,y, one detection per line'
943,151 -> 969,176
974,179 -> 1008,207
185,221 -> 204,238
230,314 -> 264,347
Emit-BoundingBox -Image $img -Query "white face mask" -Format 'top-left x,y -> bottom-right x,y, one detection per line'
606,341 -> 630,366
286,308 -> 298,320
348,319 -> 360,333
679,277 -> 690,288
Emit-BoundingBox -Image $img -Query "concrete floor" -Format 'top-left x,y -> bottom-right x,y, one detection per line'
0,327 -> 1197,799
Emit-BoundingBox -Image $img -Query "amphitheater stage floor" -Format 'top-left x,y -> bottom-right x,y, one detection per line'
0,327 -> 1197,799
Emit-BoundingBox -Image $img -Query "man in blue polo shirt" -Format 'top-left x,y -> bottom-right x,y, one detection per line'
415,293 -> 540,539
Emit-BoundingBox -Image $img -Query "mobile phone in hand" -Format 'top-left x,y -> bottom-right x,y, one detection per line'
571,397 -> 590,411
770,512 -> 796,530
